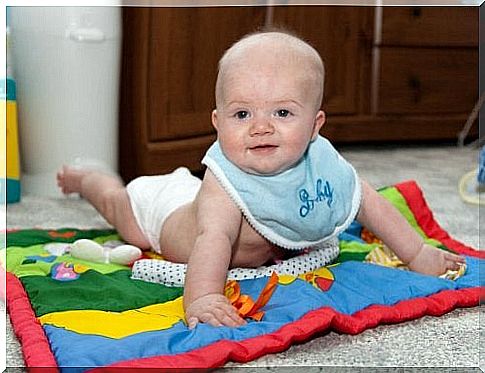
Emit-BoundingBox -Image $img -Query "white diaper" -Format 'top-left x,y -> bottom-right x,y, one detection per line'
126,167 -> 201,253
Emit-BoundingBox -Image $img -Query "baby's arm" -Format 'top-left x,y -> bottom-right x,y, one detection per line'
357,179 -> 465,276
183,169 -> 246,328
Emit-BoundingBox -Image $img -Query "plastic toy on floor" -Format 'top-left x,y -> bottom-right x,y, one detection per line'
459,146 -> 485,205
457,91 -> 484,206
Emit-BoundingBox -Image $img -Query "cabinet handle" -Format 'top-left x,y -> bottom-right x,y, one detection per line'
411,7 -> 422,18
408,76 -> 422,103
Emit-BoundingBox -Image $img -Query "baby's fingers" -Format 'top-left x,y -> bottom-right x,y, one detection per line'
198,312 -> 224,327
445,252 -> 466,263
187,317 -> 199,329
225,310 -> 247,327
196,308 -> 241,328
443,253 -> 465,270
447,260 -> 465,271
213,306 -> 246,327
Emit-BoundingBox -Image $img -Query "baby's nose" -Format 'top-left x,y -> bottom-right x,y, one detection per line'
249,118 -> 274,136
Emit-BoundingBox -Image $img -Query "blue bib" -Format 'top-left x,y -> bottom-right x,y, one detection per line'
202,136 -> 361,250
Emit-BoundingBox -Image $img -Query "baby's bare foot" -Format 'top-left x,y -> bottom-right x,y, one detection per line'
56,165 -> 91,195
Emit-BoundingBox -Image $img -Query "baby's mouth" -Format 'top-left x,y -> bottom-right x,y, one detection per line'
249,144 -> 278,155
250,144 -> 277,150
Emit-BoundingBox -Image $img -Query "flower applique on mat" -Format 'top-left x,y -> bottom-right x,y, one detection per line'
225,272 -> 279,321
50,262 -> 88,281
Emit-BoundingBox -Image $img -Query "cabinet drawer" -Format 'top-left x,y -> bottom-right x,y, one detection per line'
380,7 -> 478,47
376,48 -> 478,115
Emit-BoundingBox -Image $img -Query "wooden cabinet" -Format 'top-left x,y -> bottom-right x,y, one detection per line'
119,7 -> 265,180
271,6 -> 370,116
368,7 -> 479,135
119,6 -> 479,182
376,48 -> 477,115
379,7 -> 478,46
147,8 -> 266,143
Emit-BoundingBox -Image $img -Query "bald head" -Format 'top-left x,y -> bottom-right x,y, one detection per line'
215,31 -> 325,112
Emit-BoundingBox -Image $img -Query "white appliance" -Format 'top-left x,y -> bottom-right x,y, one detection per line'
10,7 -> 121,197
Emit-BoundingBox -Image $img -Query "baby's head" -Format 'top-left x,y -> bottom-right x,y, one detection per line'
212,30 -> 327,175
215,30 -> 324,112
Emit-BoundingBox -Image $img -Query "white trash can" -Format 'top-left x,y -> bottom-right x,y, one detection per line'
10,6 -> 121,197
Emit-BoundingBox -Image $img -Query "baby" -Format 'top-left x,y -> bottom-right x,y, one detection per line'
57,30 -> 465,328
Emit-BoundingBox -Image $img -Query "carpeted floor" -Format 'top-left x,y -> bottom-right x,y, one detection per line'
5,143 -> 483,371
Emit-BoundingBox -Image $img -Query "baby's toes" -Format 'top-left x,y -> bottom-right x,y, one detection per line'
57,167 -> 67,183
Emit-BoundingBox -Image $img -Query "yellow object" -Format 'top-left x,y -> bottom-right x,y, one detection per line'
278,274 -> 297,285
39,297 -> 185,339
1,78 -> 21,203
365,245 -> 407,269
6,100 -> 20,179
459,169 -> 484,205
0,102 -> 6,178
439,262 -> 466,281
277,266 -> 337,289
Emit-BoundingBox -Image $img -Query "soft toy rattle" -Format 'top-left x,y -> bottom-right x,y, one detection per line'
69,239 -> 142,265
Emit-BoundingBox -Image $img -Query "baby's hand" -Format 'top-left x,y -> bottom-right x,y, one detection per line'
185,293 -> 247,329
407,243 -> 466,276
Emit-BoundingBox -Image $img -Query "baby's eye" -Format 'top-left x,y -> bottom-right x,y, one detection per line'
275,109 -> 291,118
235,110 -> 250,120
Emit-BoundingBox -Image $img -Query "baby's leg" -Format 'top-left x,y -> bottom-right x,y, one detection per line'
57,166 -> 151,249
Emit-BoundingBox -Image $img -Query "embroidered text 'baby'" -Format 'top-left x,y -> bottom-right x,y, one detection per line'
299,179 -> 334,218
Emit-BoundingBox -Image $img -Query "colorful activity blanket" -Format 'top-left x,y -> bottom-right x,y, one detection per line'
5,181 -> 484,370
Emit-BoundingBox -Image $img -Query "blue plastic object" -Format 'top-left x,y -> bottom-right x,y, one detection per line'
477,146 -> 485,185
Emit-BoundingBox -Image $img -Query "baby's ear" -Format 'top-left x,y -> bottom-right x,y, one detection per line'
211,110 -> 219,131
312,110 -> 326,140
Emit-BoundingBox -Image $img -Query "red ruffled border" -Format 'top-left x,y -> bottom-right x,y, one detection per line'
6,181 -> 483,369
395,181 -> 484,258
6,272 -> 58,368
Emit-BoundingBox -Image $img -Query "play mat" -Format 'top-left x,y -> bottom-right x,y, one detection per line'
4,181 -> 483,370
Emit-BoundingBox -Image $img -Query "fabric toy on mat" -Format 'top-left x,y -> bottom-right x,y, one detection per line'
45,239 -> 142,265
225,272 -> 279,321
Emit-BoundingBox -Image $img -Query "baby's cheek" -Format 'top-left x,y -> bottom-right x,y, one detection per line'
220,139 -> 243,162
287,142 -> 308,163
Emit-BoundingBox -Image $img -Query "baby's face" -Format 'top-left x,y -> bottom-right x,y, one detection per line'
213,57 -> 325,175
